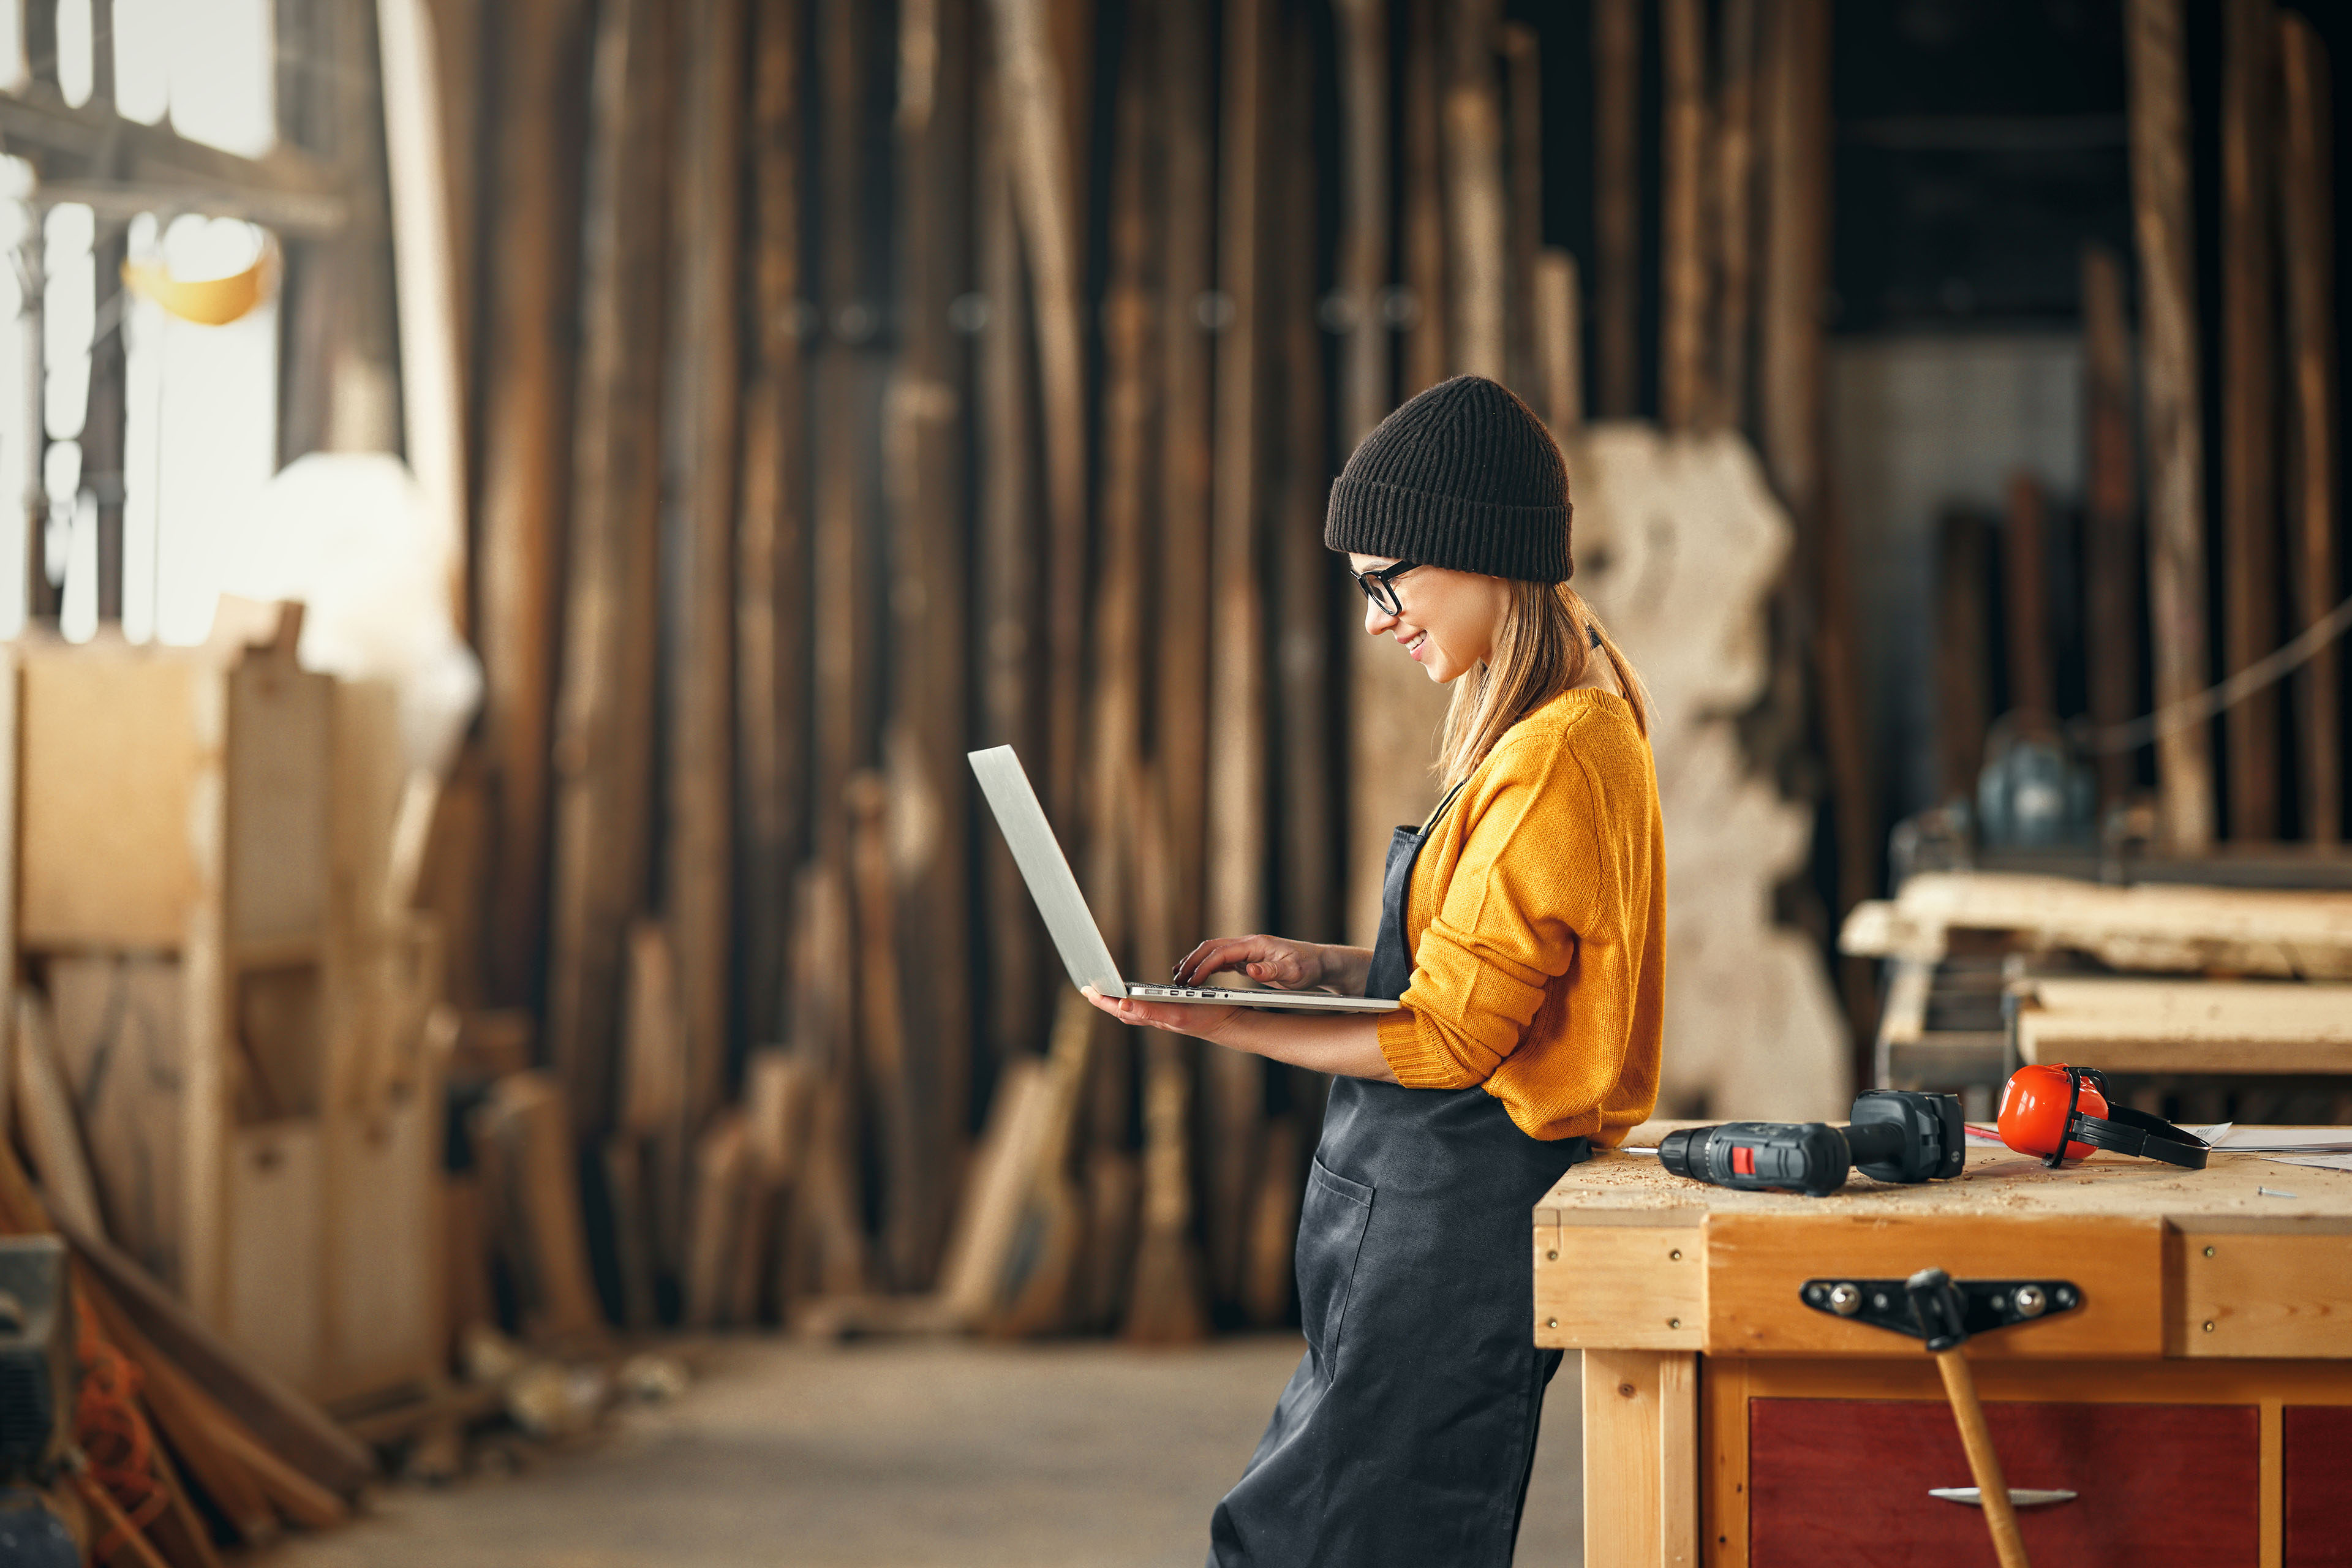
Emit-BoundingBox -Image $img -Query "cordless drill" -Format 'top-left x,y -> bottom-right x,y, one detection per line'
1656,1090 -> 1966,1197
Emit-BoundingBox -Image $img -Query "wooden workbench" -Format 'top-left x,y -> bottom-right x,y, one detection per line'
1533,1134 -> 2352,1566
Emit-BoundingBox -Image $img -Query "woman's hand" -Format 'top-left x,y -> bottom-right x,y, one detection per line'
1082,985 -> 1241,1043
1173,934 -> 1335,990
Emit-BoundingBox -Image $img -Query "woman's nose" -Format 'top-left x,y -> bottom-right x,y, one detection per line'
1363,597 -> 1398,636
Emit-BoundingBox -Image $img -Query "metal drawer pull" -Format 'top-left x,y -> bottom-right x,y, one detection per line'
1929,1487 -> 2078,1509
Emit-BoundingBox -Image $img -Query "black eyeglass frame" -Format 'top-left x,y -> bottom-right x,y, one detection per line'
1349,559 -> 1422,616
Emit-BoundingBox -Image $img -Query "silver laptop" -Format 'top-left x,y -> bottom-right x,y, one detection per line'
968,745 -> 1398,1013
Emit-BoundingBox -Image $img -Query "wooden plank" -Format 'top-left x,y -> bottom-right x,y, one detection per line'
1239,1112 -> 1299,1329
473,0 -> 588,1008
2128,0 -> 2217,851
11,989 -> 107,1241
735,0 -> 809,1058
1936,509 -> 1994,801
1534,1223 -> 1705,1351
1711,0 -> 1758,432
2280,12 -> 2340,846
617,919 -> 686,1144
1204,0 -> 1271,1310
986,0 -> 1087,827
1272,11 -> 1333,949
1592,0 -> 1640,418
1707,1213 -> 2165,1359
1582,1349 -> 1699,1568
220,1119 -> 325,1395
973,59 -> 1046,1063
2223,0 -> 2281,842
2016,978 -> 2352,1072
1502,23 -> 1542,404
1659,0 -> 1708,431
2174,1226 -> 2352,1358
473,1071 -> 602,1343
682,1109 -> 748,1328
1333,0 -> 1390,450
2082,244 -> 2141,812
846,771 -> 930,1287
2003,472 -> 2055,723
1076,1148 -> 1139,1333
545,0 -> 671,1134
599,1135 -> 657,1330
1442,0 -> 1506,382
1532,249 -> 1583,438
781,865 -> 869,1300
989,987 -> 1094,1335
666,0 -> 745,1136
886,0 -> 973,1272
1123,772 -> 1208,1344
933,1054 -> 1048,1324
1400,0 -> 1447,397
1841,870 -> 2352,978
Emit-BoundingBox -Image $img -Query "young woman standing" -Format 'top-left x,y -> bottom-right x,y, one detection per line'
1084,375 -> 1665,1566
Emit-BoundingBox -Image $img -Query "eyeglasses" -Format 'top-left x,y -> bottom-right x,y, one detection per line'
1349,560 -> 1421,616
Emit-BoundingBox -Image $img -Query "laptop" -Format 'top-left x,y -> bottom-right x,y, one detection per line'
968,745 -> 1399,1014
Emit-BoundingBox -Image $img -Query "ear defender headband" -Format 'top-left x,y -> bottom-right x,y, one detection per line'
1997,1063 -> 2211,1170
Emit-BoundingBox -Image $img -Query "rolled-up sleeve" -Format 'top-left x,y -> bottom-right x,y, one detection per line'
1374,737 -> 1601,1088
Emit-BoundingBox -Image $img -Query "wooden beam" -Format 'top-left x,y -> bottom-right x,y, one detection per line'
2127,0 -> 2216,850
885,0 -> 973,1282
1660,0 -> 1708,430
736,0 -> 809,1057
2081,244 -> 2140,812
1533,249 -> 1583,437
974,56 -> 1047,1061
987,0 -> 1088,829
2222,0 -> 2280,840
0,85 -> 342,212
1333,0 -> 1390,450
666,0 -> 746,1133
1936,509 -> 1994,803
846,772 -> 928,1287
2280,12 -> 2340,845
473,0 -> 589,1009
2003,473 -> 2054,724
1400,0 -> 1447,396
1502,23 -> 1542,404
1593,0 -> 1640,418
545,0 -> 671,1134
1442,0 -> 1506,382
1711,0 -> 1758,431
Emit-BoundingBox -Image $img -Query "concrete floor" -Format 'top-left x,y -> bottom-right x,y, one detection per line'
257,1335 -> 1584,1568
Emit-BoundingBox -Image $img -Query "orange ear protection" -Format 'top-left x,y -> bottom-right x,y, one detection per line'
1997,1063 -> 2210,1170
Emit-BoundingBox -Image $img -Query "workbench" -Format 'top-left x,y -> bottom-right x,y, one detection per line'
1533,1134 -> 2352,1566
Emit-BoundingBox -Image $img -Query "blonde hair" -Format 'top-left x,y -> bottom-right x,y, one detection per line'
1436,580 -> 1652,788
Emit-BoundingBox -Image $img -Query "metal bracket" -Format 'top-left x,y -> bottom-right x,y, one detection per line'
1800,1276 -> 2082,1341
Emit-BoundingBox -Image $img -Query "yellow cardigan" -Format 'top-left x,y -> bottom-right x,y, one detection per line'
1374,687 -> 1665,1143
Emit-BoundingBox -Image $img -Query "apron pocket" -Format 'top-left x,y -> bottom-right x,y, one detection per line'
1297,1158 -> 1374,1363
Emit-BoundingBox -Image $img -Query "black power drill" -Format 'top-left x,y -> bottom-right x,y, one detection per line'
1656,1090 -> 1966,1197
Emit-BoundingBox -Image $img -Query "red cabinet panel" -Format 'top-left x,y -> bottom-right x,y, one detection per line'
1748,1398 -> 2258,1567
2286,1406 -> 2352,1568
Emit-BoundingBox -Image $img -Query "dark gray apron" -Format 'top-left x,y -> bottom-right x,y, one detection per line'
1207,785 -> 1590,1567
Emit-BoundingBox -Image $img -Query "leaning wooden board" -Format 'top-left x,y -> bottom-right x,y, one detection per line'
1536,1135 -> 2352,1566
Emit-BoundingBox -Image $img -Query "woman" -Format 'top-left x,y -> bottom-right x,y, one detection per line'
1084,375 -> 1665,1566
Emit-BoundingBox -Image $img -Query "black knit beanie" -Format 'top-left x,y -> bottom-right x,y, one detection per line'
1323,375 -> 1572,583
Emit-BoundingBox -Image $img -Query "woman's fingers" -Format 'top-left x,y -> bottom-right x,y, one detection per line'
1175,935 -> 1297,986
1081,986 -> 1232,1040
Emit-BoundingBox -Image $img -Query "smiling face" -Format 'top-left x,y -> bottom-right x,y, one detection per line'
1349,554 -> 1511,684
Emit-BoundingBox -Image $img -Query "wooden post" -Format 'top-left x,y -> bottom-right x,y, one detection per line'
665,0 -> 745,1133
1760,0 -> 1874,1037
2280,12 -> 2340,845
1401,0 -> 1448,397
1502,21 -> 1542,402
18,217 -> 49,627
974,57 -> 1046,1061
1333,0 -> 1391,450
83,0 -> 124,623
2127,0 -> 2216,851
1534,249 -> 1583,437
1937,510 -> 1994,802
2222,0 -> 2279,840
881,0 -> 973,1284
2003,474 -> 2056,725
1442,0 -> 1506,382
987,0 -> 1088,830
1711,0 -> 1758,432
546,0 -> 671,1134
2082,245 -> 2139,813
736,0 -> 809,1054
474,0 -> 589,1008
1593,0 -> 1640,418
1205,0 -> 1272,1307
1660,0 -> 1708,431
